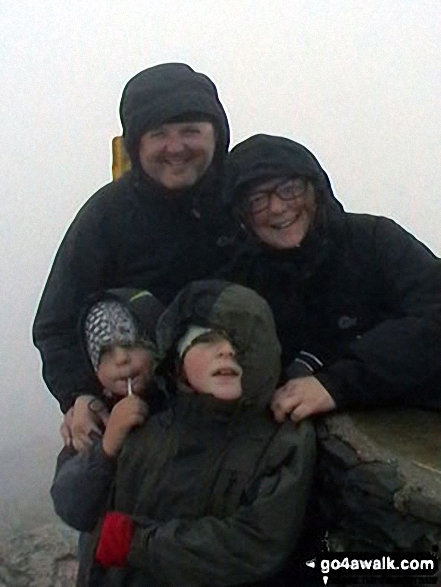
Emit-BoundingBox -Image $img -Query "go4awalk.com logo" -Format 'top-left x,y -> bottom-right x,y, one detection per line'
306,548 -> 439,585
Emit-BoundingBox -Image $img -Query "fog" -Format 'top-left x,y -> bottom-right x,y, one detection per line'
1,0 -> 440,459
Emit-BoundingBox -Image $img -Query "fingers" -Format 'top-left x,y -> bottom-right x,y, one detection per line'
271,384 -> 300,422
271,377 -> 336,423
272,400 -> 293,423
71,400 -> 107,452
290,403 -> 313,424
125,412 -> 147,428
272,387 -> 312,423
98,410 -> 110,427
118,395 -> 149,417
106,396 -> 148,430
60,407 -> 74,446
72,433 -> 94,453
60,420 -> 72,446
72,420 -> 103,453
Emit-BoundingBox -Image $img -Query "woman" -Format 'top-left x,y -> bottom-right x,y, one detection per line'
224,134 -> 441,422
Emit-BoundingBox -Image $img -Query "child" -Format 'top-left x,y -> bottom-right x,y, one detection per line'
50,287 -> 164,586
82,280 -> 317,587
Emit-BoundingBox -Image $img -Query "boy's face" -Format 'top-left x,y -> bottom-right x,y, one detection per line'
97,344 -> 153,397
182,333 -> 243,401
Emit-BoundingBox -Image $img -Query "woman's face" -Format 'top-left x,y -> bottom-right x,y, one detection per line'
245,177 -> 317,249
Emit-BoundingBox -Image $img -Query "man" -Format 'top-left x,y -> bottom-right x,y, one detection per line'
33,63 -> 237,449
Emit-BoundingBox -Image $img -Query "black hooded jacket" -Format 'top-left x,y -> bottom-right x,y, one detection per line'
33,64 -> 237,412
52,281 -> 317,587
223,135 -> 441,410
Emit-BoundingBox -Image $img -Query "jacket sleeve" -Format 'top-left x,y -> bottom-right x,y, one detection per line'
127,420 -> 316,587
317,217 -> 441,409
50,441 -> 116,532
32,188 -> 116,412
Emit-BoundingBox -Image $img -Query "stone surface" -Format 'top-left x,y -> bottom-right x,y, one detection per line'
0,409 -> 439,584
317,408 -> 441,553
0,524 -> 78,587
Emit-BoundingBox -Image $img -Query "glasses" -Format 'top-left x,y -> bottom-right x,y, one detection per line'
246,177 -> 309,215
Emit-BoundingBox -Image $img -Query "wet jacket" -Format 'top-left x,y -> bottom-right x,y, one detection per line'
33,64 -> 236,413
53,281 -> 317,586
51,287 -> 166,587
223,135 -> 441,410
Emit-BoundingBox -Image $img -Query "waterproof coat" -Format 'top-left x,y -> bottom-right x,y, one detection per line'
51,287 -> 166,587
33,64 -> 237,413
223,135 -> 441,410
52,281 -> 317,587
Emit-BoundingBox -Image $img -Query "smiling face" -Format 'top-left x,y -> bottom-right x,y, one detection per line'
245,177 -> 317,249
97,344 -> 154,397
182,332 -> 243,401
138,121 -> 216,190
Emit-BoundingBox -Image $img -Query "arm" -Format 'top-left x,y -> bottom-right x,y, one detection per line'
97,421 -> 316,586
50,442 -> 116,532
273,219 -> 441,419
33,189 -> 115,412
51,395 -> 147,531
320,218 -> 441,409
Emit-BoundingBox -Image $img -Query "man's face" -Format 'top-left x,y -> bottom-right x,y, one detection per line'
246,177 -> 317,249
182,333 -> 243,401
97,344 -> 153,397
138,121 -> 216,190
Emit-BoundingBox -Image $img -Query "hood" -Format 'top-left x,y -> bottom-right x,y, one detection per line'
156,280 -> 281,408
225,134 -> 343,229
120,63 -> 230,173
79,288 -> 165,362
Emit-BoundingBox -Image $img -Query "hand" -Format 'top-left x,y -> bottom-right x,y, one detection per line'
102,395 -> 148,458
271,376 -> 336,423
71,395 -> 110,453
60,407 -> 74,446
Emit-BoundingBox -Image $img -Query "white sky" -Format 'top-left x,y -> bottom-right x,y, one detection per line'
1,0 -> 440,450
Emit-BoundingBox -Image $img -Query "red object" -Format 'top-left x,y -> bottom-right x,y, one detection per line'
95,512 -> 135,567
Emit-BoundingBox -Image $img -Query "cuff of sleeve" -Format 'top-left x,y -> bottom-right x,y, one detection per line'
315,359 -> 386,409
95,512 -> 134,567
314,371 -> 346,408
126,520 -> 159,569
285,351 -> 325,380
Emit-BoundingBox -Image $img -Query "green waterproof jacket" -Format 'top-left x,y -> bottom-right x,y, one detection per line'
104,281 -> 317,587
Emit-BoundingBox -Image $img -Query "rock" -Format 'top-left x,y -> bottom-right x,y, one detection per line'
0,409 -> 439,584
317,408 -> 441,552
0,524 -> 78,587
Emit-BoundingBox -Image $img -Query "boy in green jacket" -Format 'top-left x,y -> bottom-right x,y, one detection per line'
90,280 -> 318,587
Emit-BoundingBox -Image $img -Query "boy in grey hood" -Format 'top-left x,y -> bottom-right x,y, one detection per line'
70,280 -> 317,587
51,287 -> 164,587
